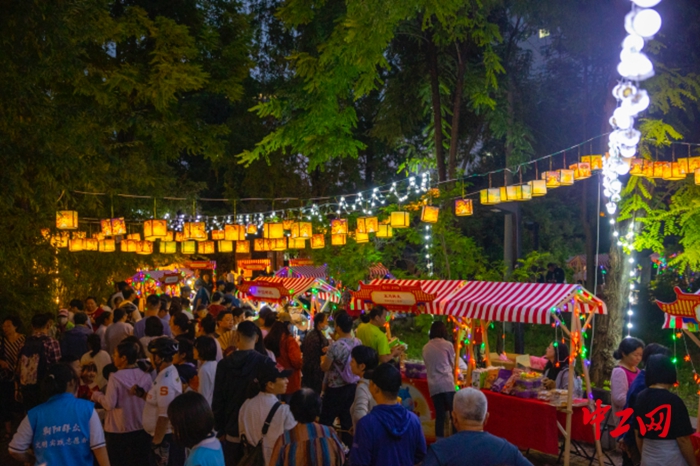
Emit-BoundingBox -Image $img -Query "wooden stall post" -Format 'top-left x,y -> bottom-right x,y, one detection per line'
579,308 -> 605,466
453,318 -> 465,386
465,318 -> 475,384
563,306 -> 578,466
682,330 -> 700,433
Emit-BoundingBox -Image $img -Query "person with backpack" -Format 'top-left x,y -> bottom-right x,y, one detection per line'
17,313 -> 62,410
238,359 -> 297,466
319,311 -> 362,447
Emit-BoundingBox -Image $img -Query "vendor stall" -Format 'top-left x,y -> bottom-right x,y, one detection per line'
275,264 -> 328,279
236,258 -> 271,278
129,268 -> 195,298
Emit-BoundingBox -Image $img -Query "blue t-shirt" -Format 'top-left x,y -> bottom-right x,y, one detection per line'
422,430 -> 533,466
185,437 -> 224,466
194,288 -> 210,307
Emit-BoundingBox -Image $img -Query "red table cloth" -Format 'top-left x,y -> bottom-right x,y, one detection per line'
482,390 -> 595,455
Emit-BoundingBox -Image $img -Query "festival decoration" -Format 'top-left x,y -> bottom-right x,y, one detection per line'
225,224 -> 246,241
272,238 -> 287,251
582,155 -> 603,171
569,162 -> 592,180
92,232 -> 105,241
376,224 -> 393,238
121,239 -> 138,253
283,219 -> 294,230
127,233 -> 141,241
542,171 -> 561,188
246,223 -> 258,235
455,199 -> 473,216
159,241 -> 176,254
56,211 -> 79,230
656,287 -> 700,322
420,206 -> 440,223
184,222 -> 207,241
291,222 -> 313,238
143,220 -> 167,241
355,231 -> 369,243
236,240 -> 250,253
357,217 -> 379,234
218,240 -> 234,253
163,231 -> 173,242
528,179 -> 547,197
331,219 -> 349,235
69,238 -> 84,252
662,162 -> 686,181
390,211 -> 411,228
479,188 -> 501,205
500,185 -> 532,202
350,282 -> 437,313
311,234 -> 325,249
331,234 -> 347,246
84,238 -> 98,251
50,232 -> 69,248
211,229 -> 225,241
651,161 -> 668,178
288,238 -> 306,249
72,231 -> 86,239
99,239 -> 115,252
197,241 -> 214,254
254,238 -> 272,251
136,241 -> 154,255
558,169 -> 575,186
175,231 -> 185,242
263,222 -> 284,239
181,241 -> 196,254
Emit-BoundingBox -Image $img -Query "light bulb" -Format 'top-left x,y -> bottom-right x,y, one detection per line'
628,310 -> 634,316
622,34 -> 645,52
628,257 -> 635,263
627,323 -> 633,329
607,202 -> 618,215
623,89 -> 650,114
632,0 -> 661,7
632,9 -> 662,38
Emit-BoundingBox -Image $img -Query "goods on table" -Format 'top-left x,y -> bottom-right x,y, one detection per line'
538,389 -> 569,407
403,360 -> 427,380
471,367 -> 500,389
511,372 -> 543,399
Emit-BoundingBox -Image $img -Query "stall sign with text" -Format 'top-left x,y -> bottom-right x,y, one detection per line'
584,399 -> 671,440
351,283 -> 436,312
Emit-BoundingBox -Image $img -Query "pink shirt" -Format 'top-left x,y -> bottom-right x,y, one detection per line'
92,367 -> 153,433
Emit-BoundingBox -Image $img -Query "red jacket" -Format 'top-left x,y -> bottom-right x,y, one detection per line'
276,335 -> 303,393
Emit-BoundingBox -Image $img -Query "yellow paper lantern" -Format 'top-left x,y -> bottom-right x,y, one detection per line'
390,211 -> 411,228
144,220 -> 168,241
679,157 -> 700,173
163,231 -> 174,242
376,224 -> 393,238
99,239 -> 116,252
651,162 -> 668,179
92,232 -> 105,241
331,219 -> 349,235
198,241 -> 215,254
175,231 -> 186,242
72,231 -> 86,239
630,158 -> 644,176
559,169 -> 575,186
263,223 -> 285,239
137,241 -> 154,255
159,241 -> 176,254
100,219 -> 113,236
311,234 -> 326,249
84,238 -> 99,251
357,217 -> 379,234
69,238 -> 85,252
56,211 -> 79,230
291,222 -> 313,238
127,233 -> 141,241
331,234 -> 347,246
455,199 -> 474,216
355,231 -> 369,243
480,188 -> 501,205
695,168 -> 700,185
184,222 -> 207,241
528,180 -> 547,197
121,239 -> 138,253
218,240 -> 234,253
272,238 -> 287,251
288,238 -> 306,249
254,239 -> 266,251
420,205 -> 440,223
51,232 -> 69,248
662,162 -> 686,181
225,224 -> 245,241
236,240 -> 251,253
246,223 -> 258,235
181,241 -> 196,254
542,171 -> 561,188
501,185 -> 532,201
581,155 -> 603,171
283,220 -> 295,230
569,163 -> 592,180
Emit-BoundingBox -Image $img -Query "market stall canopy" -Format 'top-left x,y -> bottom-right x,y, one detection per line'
442,282 -> 606,324
236,259 -> 271,271
350,279 -> 466,314
369,263 -> 395,279
275,265 -> 327,279
237,280 -> 292,303
130,268 -> 194,284
656,286 -> 700,321
239,276 -> 341,303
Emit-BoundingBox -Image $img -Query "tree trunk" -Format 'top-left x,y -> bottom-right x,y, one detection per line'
448,42 -> 467,181
426,33 -> 446,182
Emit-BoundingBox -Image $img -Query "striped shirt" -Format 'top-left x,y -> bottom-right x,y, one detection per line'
269,422 -> 345,466
1,334 -> 25,378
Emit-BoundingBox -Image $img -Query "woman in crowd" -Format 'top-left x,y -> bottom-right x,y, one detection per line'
168,391 -> 224,466
258,306 -> 277,337
0,315 -> 24,440
81,333 -> 112,390
301,313 -> 329,394
269,388 -> 345,466
171,312 -> 194,340
612,337 -> 644,466
9,362 -> 109,466
91,339 -> 153,466
94,311 -> 112,349
140,316 -> 164,358
194,336 -> 218,406
350,345 -> 379,429
542,341 -> 569,387
422,321 -> 456,439
634,354 -> 697,466
254,325 -> 275,361
264,321 -> 303,398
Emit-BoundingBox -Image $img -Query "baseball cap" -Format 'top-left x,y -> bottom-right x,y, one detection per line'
258,359 -> 292,386
368,363 -> 402,394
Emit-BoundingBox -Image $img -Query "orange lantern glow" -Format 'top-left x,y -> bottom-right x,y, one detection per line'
558,169 -> 575,186
355,231 -> 369,243
236,240 -> 251,253
163,231 -> 174,242
272,238 -> 287,251
99,239 -> 116,252
127,233 -> 141,241
225,224 -> 246,241
254,239 -> 267,251
159,241 -> 176,254
181,241 -> 196,254
376,224 -> 393,238
420,206 -> 440,223
198,241 -> 215,254
390,212 -> 410,228
581,155 -> 603,171
629,158 -> 644,176
311,234 -> 325,249
291,222 -> 312,238
121,239 -> 138,253
175,231 -> 185,242
56,211 -> 79,230
69,238 -> 85,252
84,238 -> 99,251
543,171 -> 561,188
528,180 -> 547,197
218,240 -> 234,253
331,219 -> 349,235
455,199 -> 474,216
662,162 -> 686,181
112,218 -> 127,236
92,232 -> 105,241
357,217 -> 379,234
184,222 -> 207,241
569,162 -> 591,180
144,220 -> 168,241
246,224 -> 258,235
331,234 -> 347,246
210,230 -> 224,241
72,231 -> 86,239
283,219 -> 295,230
136,241 -> 154,255
480,188 -> 501,205
263,223 -> 284,239
695,168 -> 700,185
51,232 -> 69,248
651,162 -> 668,179
288,238 -> 306,249
100,219 -> 113,236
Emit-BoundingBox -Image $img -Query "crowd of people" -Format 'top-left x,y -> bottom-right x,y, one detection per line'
0,279 -> 697,466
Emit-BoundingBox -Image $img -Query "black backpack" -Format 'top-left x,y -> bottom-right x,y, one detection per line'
238,401 -> 281,466
18,335 -> 50,387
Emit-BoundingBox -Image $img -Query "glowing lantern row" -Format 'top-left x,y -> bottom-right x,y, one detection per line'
101,218 -> 126,236
136,241 -> 154,255
84,238 -> 99,251
121,239 -> 138,253
69,238 -> 84,252
272,238 -> 287,251
163,231 -> 173,242
236,241 -> 250,253
176,232 -> 185,242
182,241 -> 196,254
254,239 -> 272,251
99,239 -> 115,252
225,224 -> 246,242
289,238 -> 306,249
291,222 -> 312,238
160,241 -> 177,254
420,206 -> 440,223
480,188 -> 501,205
500,185 -> 533,202
263,223 -> 285,239
73,231 -> 86,239
211,230 -> 225,241
56,211 -> 79,230
283,219 -> 295,230
376,224 -> 393,238
218,240 -> 234,253
581,155 -> 603,171
92,232 -> 105,241
569,162 -> 592,180
198,241 -> 215,254
390,211 -> 410,228
51,233 -> 69,248
331,234 -> 347,246
529,180 -> 547,197
184,222 -> 207,241
455,199 -> 473,216
331,219 -> 348,235
357,217 -> 379,234
144,220 -> 167,241
311,234 -> 325,249
127,233 -> 141,241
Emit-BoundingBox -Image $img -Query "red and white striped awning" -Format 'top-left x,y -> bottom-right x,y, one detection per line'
369,263 -> 394,279
351,279 -> 467,314
241,276 -> 341,303
442,282 -> 606,324
275,265 -> 327,279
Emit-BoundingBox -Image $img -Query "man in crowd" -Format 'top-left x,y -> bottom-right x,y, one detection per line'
118,288 -> 141,324
545,262 -> 565,284
223,282 -> 241,308
84,296 -> 104,327
109,281 -> 129,309
193,279 -> 210,309
356,306 -> 404,363
104,308 -> 133,355
215,310 -> 235,354
133,294 -> 172,339
60,311 -> 92,359
207,292 -> 226,318
350,363 -> 426,466
68,298 -> 84,323
17,313 -> 62,409
212,321 -> 270,465
422,387 -> 533,466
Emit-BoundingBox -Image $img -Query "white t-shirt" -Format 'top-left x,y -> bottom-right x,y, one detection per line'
239,392 -> 296,465
80,350 -> 113,390
142,365 -> 182,436
197,360 -> 217,407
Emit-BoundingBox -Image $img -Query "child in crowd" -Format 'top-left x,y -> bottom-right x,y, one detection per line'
168,391 -> 224,466
77,363 -> 100,400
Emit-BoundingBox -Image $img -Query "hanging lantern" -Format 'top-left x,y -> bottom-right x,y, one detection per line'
501,185 -> 532,201
263,223 -> 284,239
283,219 -> 295,230
236,240 -> 250,253
272,238 -> 287,251
69,238 -> 85,252
56,211 -> 79,230
246,223 -> 258,235
695,168 -> 700,185
184,222 -> 207,241
159,241 -> 176,254
331,234 -> 347,246
225,224 -> 245,241
569,162 -> 592,180
143,220 -> 167,241
291,222 -> 313,238
480,188 -> 501,205
126,233 -> 141,241
175,231 -> 185,242
420,206 -> 440,223
528,180 -> 547,197
163,231 -> 174,242
198,241 -> 215,254
100,219 -> 113,236
211,229 -> 225,241
542,171 -> 561,188
581,155 -> 603,171
112,218 -> 127,236
181,241 -> 196,254
51,232 -> 69,248
84,238 -> 99,251
288,238 -> 306,249
218,240 -> 234,253
311,234 -> 326,249
41,229 -> 51,240
376,224 -> 393,238
72,231 -> 86,239
355,231 -> 369,243
629,158 -> 644,176
254,239 -> 266,251
390,211 -> 411,228
679,157 -> 700,173
662,162 -> 686,181
124,239 -> 139,253
558,169 -> 575,186
136,241 -> 154,255
455,199 -> 474,216
331,219 -> 349,235
651,161 -> 668,179
92,232 -> 105,241
99,239 -> 116,252
357,217 -> 379,234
